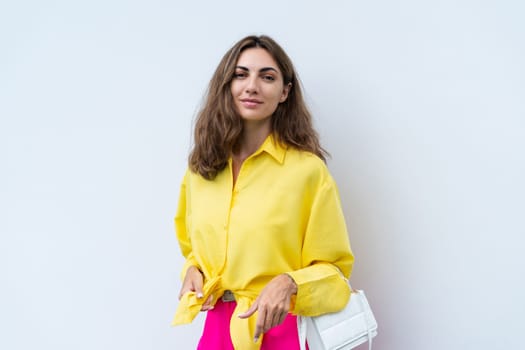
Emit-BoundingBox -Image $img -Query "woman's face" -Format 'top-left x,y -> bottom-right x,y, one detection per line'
230,48 -> 290,125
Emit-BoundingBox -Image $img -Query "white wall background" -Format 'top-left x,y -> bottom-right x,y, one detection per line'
2,1 -> 524,349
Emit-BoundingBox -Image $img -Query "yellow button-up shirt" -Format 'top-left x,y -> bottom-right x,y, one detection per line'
172,135 -> 354,350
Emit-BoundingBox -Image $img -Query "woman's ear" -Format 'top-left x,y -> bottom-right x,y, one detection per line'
280,82 -> 292,103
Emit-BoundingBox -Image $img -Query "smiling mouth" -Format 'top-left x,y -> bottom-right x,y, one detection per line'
240,99 -> 262,108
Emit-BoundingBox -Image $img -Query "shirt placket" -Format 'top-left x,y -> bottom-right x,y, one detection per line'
221,157 -> 250,277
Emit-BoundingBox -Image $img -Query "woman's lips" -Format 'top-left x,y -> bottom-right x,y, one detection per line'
240,99 -> 262,108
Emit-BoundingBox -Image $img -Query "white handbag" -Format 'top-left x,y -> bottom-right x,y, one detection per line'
298,288 -> 378,350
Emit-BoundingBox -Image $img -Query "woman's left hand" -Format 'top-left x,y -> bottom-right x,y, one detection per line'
238,274 -> 298,342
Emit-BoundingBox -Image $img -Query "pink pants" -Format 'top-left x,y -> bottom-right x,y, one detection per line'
197,299 -> 307,350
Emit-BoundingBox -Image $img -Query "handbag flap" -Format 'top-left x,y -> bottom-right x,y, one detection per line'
305,290 -> 378,350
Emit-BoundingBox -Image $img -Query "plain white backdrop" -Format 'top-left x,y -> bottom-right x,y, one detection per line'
2,1 -> 524,349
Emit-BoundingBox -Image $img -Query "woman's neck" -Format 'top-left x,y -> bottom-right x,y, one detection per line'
235,120 -> 271,161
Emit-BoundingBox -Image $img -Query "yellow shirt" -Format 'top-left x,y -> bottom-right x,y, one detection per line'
172,135 -> 354,350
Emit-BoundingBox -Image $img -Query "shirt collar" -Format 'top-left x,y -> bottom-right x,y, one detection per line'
254,134 -> 287,164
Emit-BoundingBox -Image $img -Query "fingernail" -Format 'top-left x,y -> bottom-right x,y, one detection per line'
254,336 -> 259,343
197,293 -> 203,298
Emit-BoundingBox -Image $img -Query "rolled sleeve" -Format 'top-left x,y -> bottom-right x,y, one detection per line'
175,171 -> 201,279
287,177 -> 354,316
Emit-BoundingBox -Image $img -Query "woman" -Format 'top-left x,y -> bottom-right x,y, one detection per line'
172,35 -> 354,350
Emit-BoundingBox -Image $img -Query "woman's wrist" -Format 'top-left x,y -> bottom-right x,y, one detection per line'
186,265 -> 203,279
283,273 -> 298,295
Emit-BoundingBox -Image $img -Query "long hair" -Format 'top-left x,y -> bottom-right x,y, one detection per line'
189,35 -> 328,180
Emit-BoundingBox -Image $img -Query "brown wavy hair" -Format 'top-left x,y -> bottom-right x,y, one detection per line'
189,35 -> 328,180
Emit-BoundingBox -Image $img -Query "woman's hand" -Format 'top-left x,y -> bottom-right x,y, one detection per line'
178,265 -> 214,311
238,274 -> 298,342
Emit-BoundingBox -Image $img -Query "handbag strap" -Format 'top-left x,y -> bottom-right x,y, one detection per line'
297,315 -> 307,350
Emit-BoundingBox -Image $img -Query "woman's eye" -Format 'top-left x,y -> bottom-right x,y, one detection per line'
234,72 -> 247,79
262,75 -> 275,81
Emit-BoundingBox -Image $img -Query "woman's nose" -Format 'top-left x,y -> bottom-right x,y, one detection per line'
245,76 -> 258,94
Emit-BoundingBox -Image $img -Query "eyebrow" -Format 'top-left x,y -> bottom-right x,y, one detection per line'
235,65 -> 279,73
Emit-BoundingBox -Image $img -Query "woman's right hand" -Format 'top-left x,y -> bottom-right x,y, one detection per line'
178,265 -> 214,311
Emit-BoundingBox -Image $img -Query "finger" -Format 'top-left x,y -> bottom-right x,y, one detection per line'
266,308 -> 280,333
178,288 -> 196,300
265,306 -> 287,333
201,295 -> 214,311
253,307 -> 266,342
237,301 -> 258,319
178,287 -> 190,300
268,312 -> 279,331
193,277 -> 204,299
178,280 -> 198,300
179,267 -> 203,300
278,312 -> 287,325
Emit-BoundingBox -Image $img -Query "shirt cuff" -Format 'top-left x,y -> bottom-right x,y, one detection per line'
286,263 -> 350,316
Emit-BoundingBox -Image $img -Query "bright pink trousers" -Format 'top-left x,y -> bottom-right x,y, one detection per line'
197,299 -> 307,350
